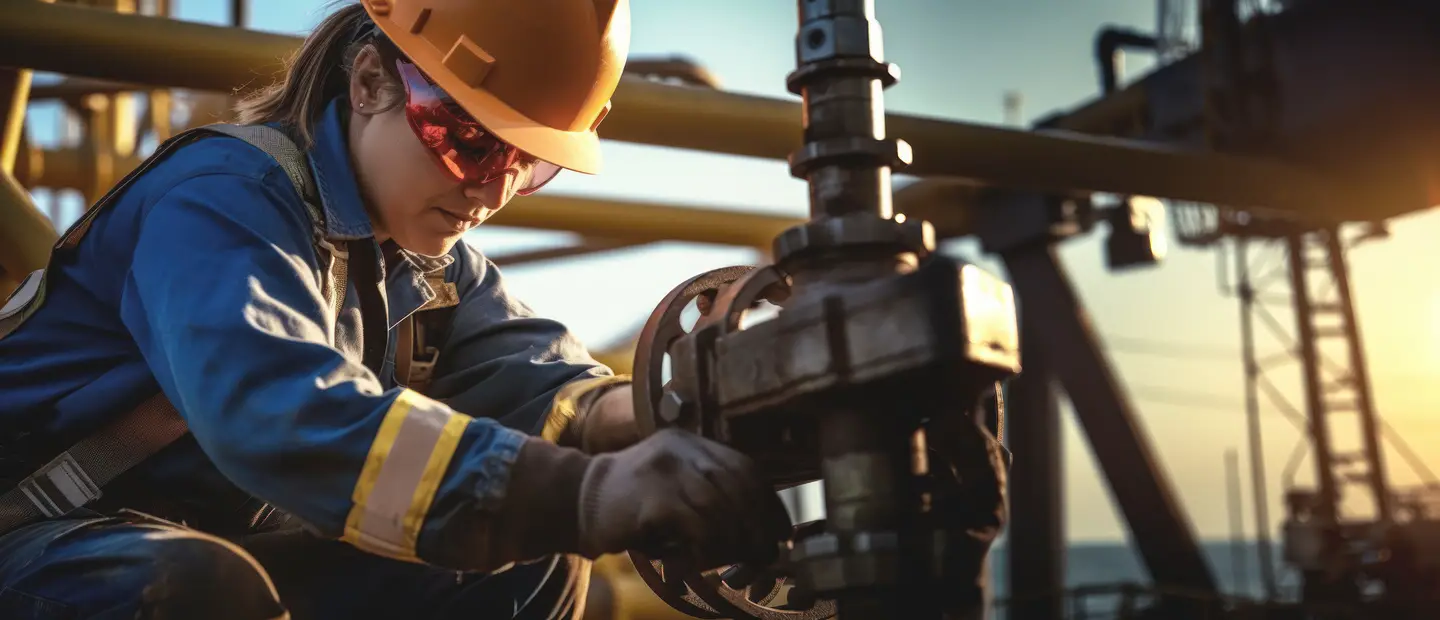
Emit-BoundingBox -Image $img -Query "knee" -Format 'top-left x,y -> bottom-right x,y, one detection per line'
139,530 -> 286,619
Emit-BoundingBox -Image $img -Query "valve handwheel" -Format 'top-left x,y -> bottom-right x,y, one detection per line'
627,266 -> 835,620
631,265 -> 751,439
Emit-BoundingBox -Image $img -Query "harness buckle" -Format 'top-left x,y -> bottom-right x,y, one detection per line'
19,451 -> 102,518
408,346 -> 442,392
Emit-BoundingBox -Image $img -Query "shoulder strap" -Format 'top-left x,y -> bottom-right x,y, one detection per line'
0,124 -> 344,535
201,124 -> 348,319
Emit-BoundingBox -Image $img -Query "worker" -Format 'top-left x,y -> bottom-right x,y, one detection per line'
0,1 -> 794,618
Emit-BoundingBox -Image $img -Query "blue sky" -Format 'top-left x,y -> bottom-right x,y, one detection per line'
24,0 -> 1440,543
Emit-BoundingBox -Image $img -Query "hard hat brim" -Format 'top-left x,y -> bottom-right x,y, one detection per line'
367,13 -> 604,175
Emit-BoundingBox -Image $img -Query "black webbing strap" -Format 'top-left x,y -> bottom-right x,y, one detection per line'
0,393 -> 184,529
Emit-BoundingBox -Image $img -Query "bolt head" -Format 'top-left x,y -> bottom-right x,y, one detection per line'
659,389 -> 688,423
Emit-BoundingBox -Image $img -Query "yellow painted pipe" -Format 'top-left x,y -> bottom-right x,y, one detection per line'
21,147 -> 138,197
24,142 -> 968,251
24,144 -> 802,249
0,0 -> 1412,221
491,239 -> 643,267
492,194 -> 800,249
0,170 -> 57,277
0,0 -> 295,94
0,68 -> 32,174
624,57 -> 722,90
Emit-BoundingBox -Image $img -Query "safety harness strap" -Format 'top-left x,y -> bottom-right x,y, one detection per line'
0,124 -> 340,535
394,274 -> 458,393
0,393 -> 185,529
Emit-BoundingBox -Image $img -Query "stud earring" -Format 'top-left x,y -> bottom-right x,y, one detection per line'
359,102 -> 365,108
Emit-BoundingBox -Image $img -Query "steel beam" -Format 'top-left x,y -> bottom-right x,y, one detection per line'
1320,229 -> 1390,523
1001,243 -> 1218,597
1003,350 -> 1065,619
0,0 -> 1407,220
1285,233 -> 1339,523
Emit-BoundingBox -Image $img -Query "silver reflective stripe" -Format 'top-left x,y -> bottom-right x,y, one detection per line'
19,452 -> 102,518
343,390 -> 470,562
0,269 -> 44,319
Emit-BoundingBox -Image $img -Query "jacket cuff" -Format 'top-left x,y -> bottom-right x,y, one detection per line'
491,437 -> 593,561
540,374 -> 632,445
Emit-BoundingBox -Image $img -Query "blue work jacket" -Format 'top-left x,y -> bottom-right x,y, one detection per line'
0,98 -> 618,567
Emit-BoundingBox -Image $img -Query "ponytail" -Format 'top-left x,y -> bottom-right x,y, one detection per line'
233,2 -> 376,148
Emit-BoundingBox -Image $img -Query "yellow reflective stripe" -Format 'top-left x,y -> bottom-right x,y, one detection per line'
540,374 -> 632,443
344,397 -> 411,547
342,389 -> 472,562
403,413 -> 468,544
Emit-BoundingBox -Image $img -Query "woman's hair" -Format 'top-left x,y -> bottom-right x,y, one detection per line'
233,2 -> 401,147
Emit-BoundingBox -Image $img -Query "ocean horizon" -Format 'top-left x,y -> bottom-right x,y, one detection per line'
989,540 -> 1293,602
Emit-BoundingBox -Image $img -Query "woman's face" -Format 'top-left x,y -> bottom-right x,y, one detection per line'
345,45 -> 517,257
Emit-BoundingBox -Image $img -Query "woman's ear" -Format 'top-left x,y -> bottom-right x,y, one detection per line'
349,45 -> 398,114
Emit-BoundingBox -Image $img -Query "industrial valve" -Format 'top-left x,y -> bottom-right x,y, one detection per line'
625,1 -> 1022,618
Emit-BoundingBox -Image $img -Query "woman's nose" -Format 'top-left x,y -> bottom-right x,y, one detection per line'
462,174 -> 512,210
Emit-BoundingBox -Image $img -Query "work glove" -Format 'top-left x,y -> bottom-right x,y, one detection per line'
576,428 -> 793,571
566,383 -> 641,454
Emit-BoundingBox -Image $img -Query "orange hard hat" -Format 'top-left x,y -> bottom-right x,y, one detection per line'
361,0 -> 630,175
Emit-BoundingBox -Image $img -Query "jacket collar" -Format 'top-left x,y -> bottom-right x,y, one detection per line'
305,97 -> 374,241
305,97 -> 456,329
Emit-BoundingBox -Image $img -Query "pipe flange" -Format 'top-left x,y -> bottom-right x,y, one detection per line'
785,58 -> 901,94
788,136 -> 912,179
773,212 -> 935,264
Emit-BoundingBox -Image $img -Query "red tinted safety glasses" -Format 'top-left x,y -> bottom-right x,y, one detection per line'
394,59 -> 562,196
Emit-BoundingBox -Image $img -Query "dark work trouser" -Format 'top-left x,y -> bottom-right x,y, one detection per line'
0,512 -> 583,620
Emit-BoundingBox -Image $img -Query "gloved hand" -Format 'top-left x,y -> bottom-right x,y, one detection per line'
576,428 -> 792,570
567,383 -> 641,454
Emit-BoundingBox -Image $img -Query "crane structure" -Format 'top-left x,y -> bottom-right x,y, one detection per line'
5,0 -> 1440,618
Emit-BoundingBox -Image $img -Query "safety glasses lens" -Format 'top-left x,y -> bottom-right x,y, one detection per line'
394,60 -> 562,194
